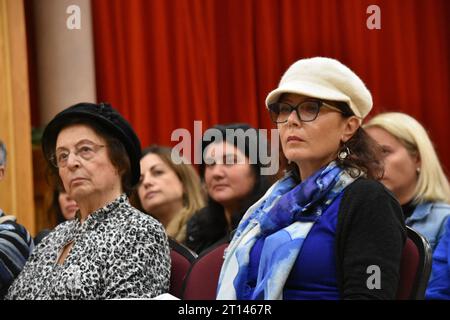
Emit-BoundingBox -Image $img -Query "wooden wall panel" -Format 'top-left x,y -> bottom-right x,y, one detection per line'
0,0 -> 35,234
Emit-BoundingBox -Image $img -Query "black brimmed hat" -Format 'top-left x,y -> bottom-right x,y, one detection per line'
41,102 -> 142,186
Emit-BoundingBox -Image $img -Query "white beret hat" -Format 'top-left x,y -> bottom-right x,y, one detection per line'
265,57 -> 373,119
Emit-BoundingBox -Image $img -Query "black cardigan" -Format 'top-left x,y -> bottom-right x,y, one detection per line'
336,178 -> 406,299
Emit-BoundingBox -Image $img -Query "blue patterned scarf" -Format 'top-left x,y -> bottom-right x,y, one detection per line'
216,161 -> 357,300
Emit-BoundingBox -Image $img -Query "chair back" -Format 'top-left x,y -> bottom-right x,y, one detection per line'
182,242 -> 228,300
169,238 -> 197,298
396,226 -> 432,299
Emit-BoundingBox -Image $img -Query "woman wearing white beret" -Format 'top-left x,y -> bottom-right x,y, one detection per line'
217,57 -> 406,300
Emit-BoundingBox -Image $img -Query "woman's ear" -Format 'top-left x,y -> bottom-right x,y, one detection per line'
413,151 -> 421,171
341,116 -> 360,143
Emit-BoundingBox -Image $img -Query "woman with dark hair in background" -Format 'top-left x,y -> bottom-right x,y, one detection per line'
185,123 -> 274,255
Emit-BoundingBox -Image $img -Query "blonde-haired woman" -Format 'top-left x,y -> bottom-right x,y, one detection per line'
365,112 -> 450,251
134,145 -> 205,244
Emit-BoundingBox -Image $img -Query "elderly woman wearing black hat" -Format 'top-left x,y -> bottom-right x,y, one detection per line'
217,57 -> 406,300
6,103 -> 170,300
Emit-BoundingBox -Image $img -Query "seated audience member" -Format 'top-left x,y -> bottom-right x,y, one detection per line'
35,186 -> 79,245
426,218 -> 450,299
5,103 -> 170,300
365,112 -> 450,251
0,140 -> 34,299
185,123 -> 274,254
217,57 -> 406,300
133,145 -> 205,244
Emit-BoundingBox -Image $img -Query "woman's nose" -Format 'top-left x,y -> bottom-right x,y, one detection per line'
286,109 -> 301,126
66,152 -> 81,169
141,172 -> 154,187
209,164 -> 226,178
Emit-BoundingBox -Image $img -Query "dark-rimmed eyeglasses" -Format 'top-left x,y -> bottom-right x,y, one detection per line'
50,143 -> 105,168
268,100 -> 344,124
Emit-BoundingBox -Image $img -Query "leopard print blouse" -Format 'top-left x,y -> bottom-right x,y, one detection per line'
5,194 -> 171,300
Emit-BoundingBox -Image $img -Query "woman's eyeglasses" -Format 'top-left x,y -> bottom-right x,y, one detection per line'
50,143 -> 105,168
268,100 -> 344,124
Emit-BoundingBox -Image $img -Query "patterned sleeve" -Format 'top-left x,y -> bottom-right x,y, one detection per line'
0,220 -> 34,298
102,217 -> 171,299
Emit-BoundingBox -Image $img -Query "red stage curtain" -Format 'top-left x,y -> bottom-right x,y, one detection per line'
91,0 -> 450,171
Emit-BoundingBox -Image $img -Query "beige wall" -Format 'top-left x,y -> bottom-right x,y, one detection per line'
31,0 -> 97,125
0,0 -> 98,235
29,0 -> 98,233
0,0 -> 35,234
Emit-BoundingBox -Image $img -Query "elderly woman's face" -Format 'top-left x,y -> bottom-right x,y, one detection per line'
278,93 -> 356,174
55,124 -> 121,201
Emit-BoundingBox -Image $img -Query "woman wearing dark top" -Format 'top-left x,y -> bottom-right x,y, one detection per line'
217,57 -> 406,300
185,123 -> 274,254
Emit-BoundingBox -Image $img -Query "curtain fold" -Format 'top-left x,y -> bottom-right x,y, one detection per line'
91,0 -> 450,171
